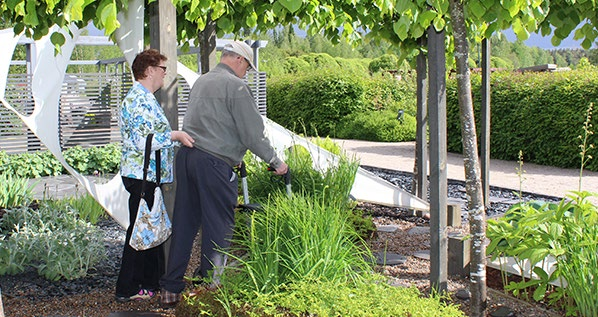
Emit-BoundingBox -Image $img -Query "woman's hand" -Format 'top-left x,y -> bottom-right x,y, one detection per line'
172,131 -> 195,147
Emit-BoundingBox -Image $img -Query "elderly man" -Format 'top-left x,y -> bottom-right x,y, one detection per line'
160,41 -> 288,307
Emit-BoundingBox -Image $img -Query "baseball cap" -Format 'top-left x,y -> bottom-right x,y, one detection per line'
223,41 -> 257,71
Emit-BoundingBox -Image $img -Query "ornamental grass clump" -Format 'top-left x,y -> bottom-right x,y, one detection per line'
228,193 -> 373,294
244,137 -> 359,208
47,193 -> 107,225
0,174 -> 35,209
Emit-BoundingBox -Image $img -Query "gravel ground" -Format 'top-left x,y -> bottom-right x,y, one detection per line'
1,167 -> 566,316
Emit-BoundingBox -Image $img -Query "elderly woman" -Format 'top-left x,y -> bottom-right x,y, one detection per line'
115,49 -> 194,302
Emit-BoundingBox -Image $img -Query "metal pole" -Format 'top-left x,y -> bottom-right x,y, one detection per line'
480,39 -> 491,208
415,37 -> 428,200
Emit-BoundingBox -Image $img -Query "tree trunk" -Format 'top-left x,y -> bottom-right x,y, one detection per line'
198,17 -> 217,74
448,0 -> 488,316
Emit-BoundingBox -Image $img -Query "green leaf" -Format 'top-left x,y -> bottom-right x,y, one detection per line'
216,16 -> 232,33
394,1 -> 412,14
6,0 -> 22,11
278,0 -> 302,13
211,1 -> 226,19
246,10 -> 258,28
190,0 -> 199,12
392,16 -> 409,41
13,22 -> 25,35
468,1 -> 486,19
65,0 -> 85,21
418,10 -> 437,28
50,32 -> 66,47
99,1 -> 119,35
512,18 -> 529,40
23,0 -> 39,26
432,16 -> 445,31
532,283 -> 547,301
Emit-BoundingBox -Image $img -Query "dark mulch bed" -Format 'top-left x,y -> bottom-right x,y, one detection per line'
0,167 -> 565,316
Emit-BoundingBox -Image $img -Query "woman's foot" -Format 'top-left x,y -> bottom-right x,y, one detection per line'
115,288 -> 156,302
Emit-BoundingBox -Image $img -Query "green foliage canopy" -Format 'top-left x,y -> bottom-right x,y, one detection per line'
4,0 -> 598,56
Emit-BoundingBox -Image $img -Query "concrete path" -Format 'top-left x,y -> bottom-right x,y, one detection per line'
334,139 -> 598,200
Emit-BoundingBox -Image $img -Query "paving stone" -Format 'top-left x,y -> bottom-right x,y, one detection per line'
413,250 -> 430,260
374,252 -> 407,265
489,306 -> 515,317
376,224 -> 399,233
455,289 -> 471,300
407,226 -> 429,235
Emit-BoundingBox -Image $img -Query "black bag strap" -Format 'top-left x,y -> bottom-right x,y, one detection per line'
141,133 -> 161,198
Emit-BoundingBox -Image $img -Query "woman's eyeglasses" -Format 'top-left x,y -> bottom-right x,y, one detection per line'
155,65 -> 167,72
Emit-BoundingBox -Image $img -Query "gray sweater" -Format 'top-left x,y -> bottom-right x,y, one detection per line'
183,63 -> 282,169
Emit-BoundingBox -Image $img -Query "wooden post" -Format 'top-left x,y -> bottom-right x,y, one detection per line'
149,0 -> 178,130
149,0 -> 178,262
427,26 -> 448,293
480,39 -> 491,208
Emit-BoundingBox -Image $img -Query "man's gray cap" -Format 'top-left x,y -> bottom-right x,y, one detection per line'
223,41 -> 257,71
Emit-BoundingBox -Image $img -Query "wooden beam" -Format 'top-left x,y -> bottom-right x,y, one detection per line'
427,26 -> 448,293
149,0 -> 178,261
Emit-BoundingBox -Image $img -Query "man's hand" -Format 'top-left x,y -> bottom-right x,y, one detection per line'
172,131 -> 195,147
271,162 -> 289,176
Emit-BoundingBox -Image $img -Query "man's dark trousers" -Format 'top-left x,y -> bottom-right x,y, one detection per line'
160,146 -> 238,293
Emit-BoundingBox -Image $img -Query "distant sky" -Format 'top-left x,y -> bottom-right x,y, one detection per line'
86,23 -> 103,36
502,28 -> 587,50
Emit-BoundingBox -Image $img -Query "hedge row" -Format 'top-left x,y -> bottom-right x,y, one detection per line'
446,69 -> 598,171
267,71 -> 417,141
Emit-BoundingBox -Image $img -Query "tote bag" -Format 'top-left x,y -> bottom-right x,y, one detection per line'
129,134 -> 172,251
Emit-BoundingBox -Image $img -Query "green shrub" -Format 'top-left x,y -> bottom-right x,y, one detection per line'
368,54 -> 399,73
282,56 -> 311,74
0,202 -> 106,280
255,279 -> 465,317
487,191 -> 598,315
299,52 -> 340,70
336,110 -> 417,142
183,265 -> 465,317
362,72 -> 416,112
335,57 -> 370,76
0,143 -> 121,178
0,150 -> 63,178
267,70 -> 366,137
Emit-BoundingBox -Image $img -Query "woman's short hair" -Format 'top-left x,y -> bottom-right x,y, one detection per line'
131,49 -> 167,80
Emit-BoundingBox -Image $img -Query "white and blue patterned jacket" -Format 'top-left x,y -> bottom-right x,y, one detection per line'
118,82 -> 177,184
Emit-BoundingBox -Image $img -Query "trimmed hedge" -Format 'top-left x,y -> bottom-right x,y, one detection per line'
267,71 -> 417,141
447,69 -> 598,171
267,70 -> 366,136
